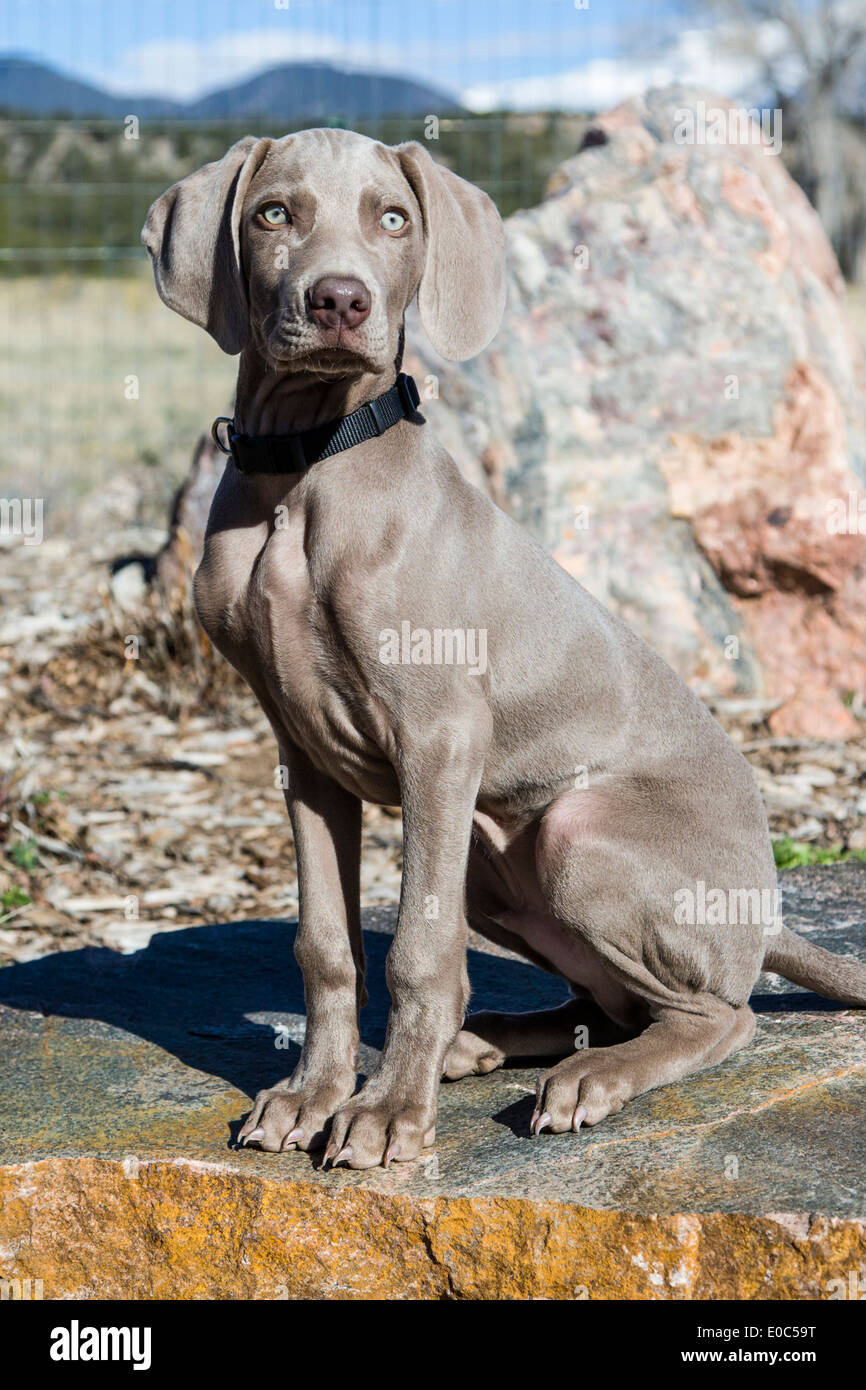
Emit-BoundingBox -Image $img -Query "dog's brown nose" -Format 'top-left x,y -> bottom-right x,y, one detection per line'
307,276 -> 371,331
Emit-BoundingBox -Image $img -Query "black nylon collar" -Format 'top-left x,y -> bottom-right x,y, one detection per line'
211,373 -> 421,475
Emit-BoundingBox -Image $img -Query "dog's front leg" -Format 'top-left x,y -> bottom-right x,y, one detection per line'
239,745 -> 363,1153
323,722 -> 487,1170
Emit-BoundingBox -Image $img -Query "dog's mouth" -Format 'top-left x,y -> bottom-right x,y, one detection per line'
256,306 -> 391,379
272,345 -> 381,378
266,329 -> 385,378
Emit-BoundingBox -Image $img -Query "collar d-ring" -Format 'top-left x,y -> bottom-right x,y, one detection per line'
211,417 -> 234,455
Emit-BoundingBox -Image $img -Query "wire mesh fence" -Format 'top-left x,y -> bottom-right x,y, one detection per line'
0,112 -> 589,273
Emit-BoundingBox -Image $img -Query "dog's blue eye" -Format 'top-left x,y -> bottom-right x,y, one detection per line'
261,204 -> 289,226
380,210 -> 406,232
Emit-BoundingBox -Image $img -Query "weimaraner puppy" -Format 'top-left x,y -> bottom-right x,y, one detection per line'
142,128 -> 866,1170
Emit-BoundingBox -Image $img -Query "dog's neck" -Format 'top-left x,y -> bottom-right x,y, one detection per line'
234,344 -> 397,436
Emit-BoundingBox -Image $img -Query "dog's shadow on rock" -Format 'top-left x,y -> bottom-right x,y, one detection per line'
0,917 -> 572,1108
0,917 -> 835,1146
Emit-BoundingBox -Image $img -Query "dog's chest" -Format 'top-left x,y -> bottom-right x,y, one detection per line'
194,518 -> 397,799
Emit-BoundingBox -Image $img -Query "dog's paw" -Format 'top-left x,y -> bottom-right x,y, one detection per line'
322,1097 -> 435,1170
442,1026 -> 505,1080
238,1082 -> 350,1153
530,1051 -> 632,1135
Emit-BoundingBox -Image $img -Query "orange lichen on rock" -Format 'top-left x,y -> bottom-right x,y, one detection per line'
1,1157 -> 864,1301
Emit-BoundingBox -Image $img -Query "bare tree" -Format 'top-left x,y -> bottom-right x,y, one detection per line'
702,0 -> 866,280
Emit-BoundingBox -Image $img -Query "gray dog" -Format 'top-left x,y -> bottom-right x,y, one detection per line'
143,129 -> 866,1170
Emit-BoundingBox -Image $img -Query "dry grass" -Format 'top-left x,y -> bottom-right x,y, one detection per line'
0,269 -> 236,517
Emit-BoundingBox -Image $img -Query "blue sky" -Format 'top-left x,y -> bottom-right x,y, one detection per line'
0,0 -> 764,110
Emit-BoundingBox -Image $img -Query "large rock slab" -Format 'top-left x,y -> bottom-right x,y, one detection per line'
1,866 -> 865,1299
405,87 -> 866,739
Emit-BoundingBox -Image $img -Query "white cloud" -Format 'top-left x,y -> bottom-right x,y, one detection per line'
463,24 -> 799,112
91,29 -> 443,102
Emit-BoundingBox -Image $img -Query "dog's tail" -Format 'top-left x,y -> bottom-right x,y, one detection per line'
763,927 -> 866,1005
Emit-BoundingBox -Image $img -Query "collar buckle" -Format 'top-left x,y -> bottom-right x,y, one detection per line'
397,372 -> 420,413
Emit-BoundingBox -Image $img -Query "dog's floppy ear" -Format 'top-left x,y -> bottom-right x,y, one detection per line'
395,142 -> 506,361
141,136 -> 273,355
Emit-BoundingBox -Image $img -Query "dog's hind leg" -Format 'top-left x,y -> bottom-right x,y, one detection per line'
531,995 -> 754,1133
443,997 -> 630,1080
525,785 -> 768,1134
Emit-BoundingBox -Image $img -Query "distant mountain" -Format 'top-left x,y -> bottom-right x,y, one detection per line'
0,56 -> 184,117
0,54 -> 462,120
186,62 -> 461,120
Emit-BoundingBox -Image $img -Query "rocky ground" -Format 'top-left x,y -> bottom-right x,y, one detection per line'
1,485 -> 864,968
0,491 -> 407,967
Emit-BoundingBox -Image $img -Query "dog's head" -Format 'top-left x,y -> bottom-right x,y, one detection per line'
141,128 -> 506,377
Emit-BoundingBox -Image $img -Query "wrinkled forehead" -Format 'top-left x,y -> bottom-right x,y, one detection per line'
247,128 -> 412,208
